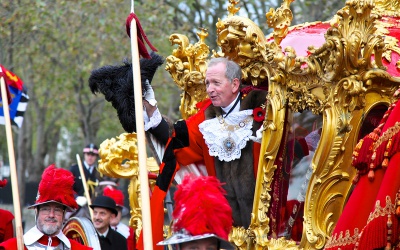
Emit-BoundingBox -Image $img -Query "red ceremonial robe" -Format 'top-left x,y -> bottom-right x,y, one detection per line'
326,95 -> 400,249
137,88 -> 266,250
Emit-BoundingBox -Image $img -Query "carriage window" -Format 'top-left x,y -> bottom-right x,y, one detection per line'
274,110 -> 322,242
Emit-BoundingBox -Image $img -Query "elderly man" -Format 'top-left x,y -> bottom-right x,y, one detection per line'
144,57 -> 267,228
90,195 -> 127,250
0,164 -> 92,250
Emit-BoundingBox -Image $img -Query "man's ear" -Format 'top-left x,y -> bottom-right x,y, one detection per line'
232,78 -> 240,93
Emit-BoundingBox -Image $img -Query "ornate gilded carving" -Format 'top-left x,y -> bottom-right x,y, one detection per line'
266,0 -> 294,45
215,15 -> 269,87
374,0 -> 400,17
98,133 -> 138,178
165,29 -> 210,119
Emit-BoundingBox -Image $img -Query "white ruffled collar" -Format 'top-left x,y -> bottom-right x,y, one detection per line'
199,109 -> 253,162
24,226 -> 71,249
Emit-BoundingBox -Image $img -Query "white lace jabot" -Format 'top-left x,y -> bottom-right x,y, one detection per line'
199,109 -> 253,162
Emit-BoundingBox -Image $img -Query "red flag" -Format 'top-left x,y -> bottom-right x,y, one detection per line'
0,66 -> 13,104
0,65 -> 24,104
0,65 -> 23,90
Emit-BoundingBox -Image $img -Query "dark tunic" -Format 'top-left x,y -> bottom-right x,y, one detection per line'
98,228 -> 127,250
69,161 -> 102,198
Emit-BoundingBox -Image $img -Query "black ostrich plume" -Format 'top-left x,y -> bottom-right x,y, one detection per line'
88,51 -> 164,133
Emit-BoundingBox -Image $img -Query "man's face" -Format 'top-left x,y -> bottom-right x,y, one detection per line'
180,237 -> 219,250
205,62 -> 239,108
36,203 -> 65,236
92,207 -> 115,234
84,152 -> 98,166
110,207 -> 122,227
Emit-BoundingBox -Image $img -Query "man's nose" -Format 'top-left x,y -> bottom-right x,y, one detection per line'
48,209 -> 56,216
206,84 -> 214,93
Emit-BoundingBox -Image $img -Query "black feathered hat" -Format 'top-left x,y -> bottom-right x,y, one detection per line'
88,52 -> 164,133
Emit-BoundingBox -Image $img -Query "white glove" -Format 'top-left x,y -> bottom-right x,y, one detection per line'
143,79 -> 157,106
249,126 -> 264,143
76,196 -> 88,207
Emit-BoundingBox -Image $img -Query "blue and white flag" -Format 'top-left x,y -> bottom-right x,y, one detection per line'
0,65 -> 29,128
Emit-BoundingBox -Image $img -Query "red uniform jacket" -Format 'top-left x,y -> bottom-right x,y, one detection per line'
0,209 -> 14,243
0,237 -> 92,250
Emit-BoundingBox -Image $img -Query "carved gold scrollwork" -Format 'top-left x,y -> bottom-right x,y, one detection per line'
266,0 -> 294,45
215,15 -> 269,87
374,0 -> 400,17
165,29 -> 210,119
98,133 -> 138,178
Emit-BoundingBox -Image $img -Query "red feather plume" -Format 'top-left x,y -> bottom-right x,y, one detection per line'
35,164 -> 78,209
0,178 -> 7,188
103,185 -> 125,207
172,174 -> 233,240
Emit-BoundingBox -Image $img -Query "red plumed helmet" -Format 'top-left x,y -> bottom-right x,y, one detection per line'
103,185 -> 129,216
157,174 -> 234,249
28,164 -> 78,211
0,179 -> 7,188
103,186 -> 124,206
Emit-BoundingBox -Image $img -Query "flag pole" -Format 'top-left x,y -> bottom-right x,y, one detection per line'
129,1 -> 153,249
76,154 -> 94,219
0,75 -> 24,250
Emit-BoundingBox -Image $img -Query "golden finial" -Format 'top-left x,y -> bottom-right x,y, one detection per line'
227,0 -> 240,17
197,27 -> 209,43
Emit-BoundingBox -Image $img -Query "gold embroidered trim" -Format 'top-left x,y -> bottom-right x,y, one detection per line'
326,196 -> 395,248
325,228 -> 360,248
372,122 -> 400,150
366,196 -> 395,224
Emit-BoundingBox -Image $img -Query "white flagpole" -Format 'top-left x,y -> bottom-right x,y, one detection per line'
76,154 -> 94,219
0,73 -> 24,250
129,0 -> 153,248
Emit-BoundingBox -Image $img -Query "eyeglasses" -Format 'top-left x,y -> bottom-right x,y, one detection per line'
39,206 -> 65,216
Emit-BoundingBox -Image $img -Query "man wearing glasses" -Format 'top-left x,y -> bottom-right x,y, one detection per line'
0,164 -> 92,249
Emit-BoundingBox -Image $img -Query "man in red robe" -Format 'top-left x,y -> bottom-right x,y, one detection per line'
144,57 -> 267,227
141,57 -> 267,249
0,164 -> 92,250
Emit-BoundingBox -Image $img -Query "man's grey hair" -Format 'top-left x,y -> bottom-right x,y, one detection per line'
207,57 -> 242,84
